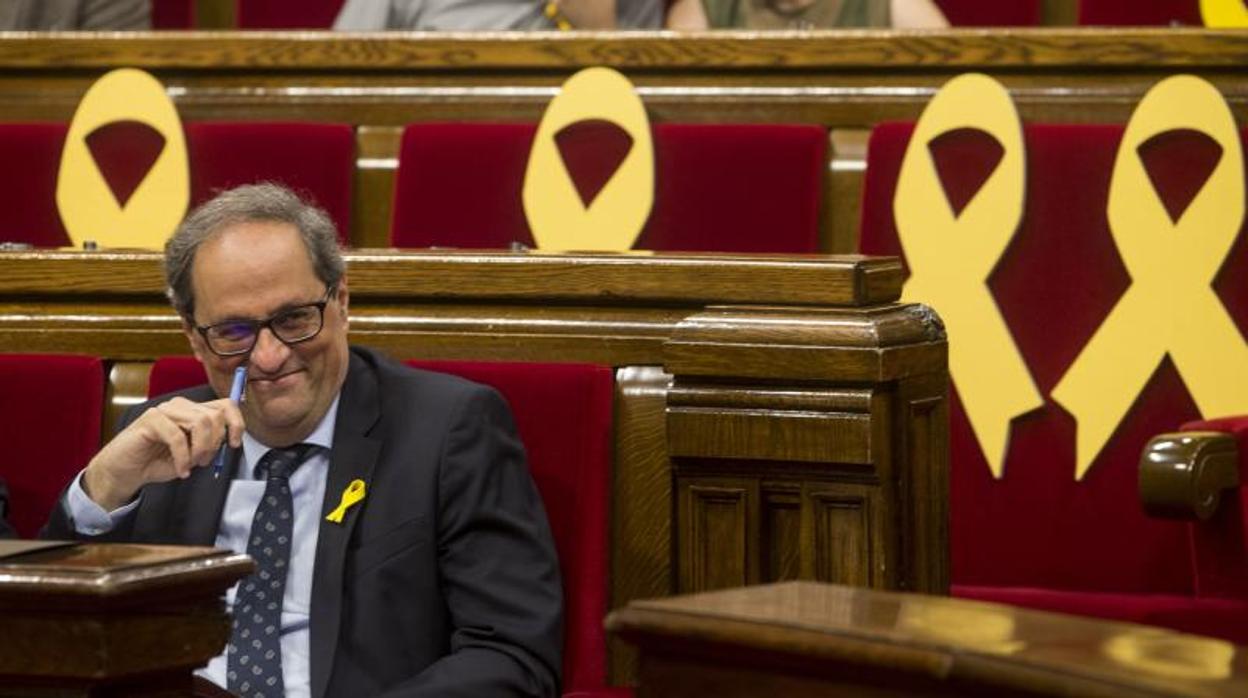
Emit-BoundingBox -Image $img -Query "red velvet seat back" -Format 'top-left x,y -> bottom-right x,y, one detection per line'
148,356 -> 616,693
860,122 -> 1248,597
934,0 -> 1041,26
0,122 -> 354,247
391,122 -> 825,253
0,124 -> 74,247
1079,0 -> 1203,26
0,354 -> 104,538
236,0 -> 346,28
184,122 -> 355,244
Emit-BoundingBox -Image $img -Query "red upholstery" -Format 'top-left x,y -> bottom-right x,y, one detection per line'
0,122 -> 355,248
860,122 -> 1248,642
1079,0 -> 1202,26
391,122 -> 825,253
0,354 -> 104,538
185,122 -> 355,244
151,0 -> 194,28
236,0 -> 346,28
934,0 -> 1041,26
0,124 -> 73,247
147,356 -> 619,695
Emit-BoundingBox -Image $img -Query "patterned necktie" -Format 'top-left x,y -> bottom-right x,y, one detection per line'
227,443 -> 319,698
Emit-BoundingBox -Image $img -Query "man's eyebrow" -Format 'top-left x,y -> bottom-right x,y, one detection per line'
206,296 -> 320,325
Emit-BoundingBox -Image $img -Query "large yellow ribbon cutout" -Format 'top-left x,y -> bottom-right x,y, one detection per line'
894,73 -> 1041,479
1052,75 -> 1248,481
56,68 -> 189,250
523,67 -> 653,251
1201,0 -> 1248,27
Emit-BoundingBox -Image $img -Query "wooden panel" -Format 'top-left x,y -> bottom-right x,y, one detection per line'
827,129 -> 868,255
354,125 -> 402,249
809,487 -> 873,587
610,366 -> 672,684
761,487 -> 802,583
678,480 -> 755,593
104,362 -> 152,442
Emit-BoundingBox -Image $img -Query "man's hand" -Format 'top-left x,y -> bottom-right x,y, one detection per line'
81,397 -> 245,511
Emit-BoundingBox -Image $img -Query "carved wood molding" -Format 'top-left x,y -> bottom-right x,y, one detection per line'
1139,431 -> 1240,521
0,30 -> 1244,70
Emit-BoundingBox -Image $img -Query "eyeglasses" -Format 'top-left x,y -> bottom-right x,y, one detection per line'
195,286 -> 336,357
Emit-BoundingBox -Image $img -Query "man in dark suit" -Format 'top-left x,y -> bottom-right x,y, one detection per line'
45,183 -> 562,697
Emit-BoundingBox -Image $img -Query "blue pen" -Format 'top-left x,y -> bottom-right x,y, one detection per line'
212,364 -> 248,479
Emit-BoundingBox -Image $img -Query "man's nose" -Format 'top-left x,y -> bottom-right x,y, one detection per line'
249,327 -> 290,372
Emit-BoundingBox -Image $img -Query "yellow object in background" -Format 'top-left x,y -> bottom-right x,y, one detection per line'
56,68 -> 189,250
523,67 -> 654,251
893,73 -> 1040,479
1052,75 -> 1248,481
1201,0 -> 1248,27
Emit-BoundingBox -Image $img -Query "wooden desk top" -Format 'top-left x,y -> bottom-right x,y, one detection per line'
608,581 -> 1248,697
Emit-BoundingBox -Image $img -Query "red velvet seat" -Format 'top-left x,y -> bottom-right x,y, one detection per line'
390,122 -> 825,253
148,356 -> 621,696
1079,0 -> 1203,26
934,0 -> 1041,26
0,122 -> 354,248
859,122 -> 1248,643
0,354 -> 104,538
236,0 -> 346,29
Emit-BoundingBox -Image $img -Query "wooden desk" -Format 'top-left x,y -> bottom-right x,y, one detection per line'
0,542 -> 252,697
608,581 -> 1248,697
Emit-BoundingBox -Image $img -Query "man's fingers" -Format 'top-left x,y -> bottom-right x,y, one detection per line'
147,411 -> 193,478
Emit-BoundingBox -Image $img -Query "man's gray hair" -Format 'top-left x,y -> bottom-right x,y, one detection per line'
165,183 -> 345,320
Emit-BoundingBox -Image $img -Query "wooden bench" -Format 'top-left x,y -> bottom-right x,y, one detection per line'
0,248 -> 947,684
0,30 -> 1243,251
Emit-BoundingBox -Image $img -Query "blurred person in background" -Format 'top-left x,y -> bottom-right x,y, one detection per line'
666,0 -> 948,29
334,0 -> 664,30
0,0 -> 149,30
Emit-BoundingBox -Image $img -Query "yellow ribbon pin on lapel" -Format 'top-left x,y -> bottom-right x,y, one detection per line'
326,479 -> 367,524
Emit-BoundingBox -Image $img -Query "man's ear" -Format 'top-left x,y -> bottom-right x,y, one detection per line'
336,277 -> 350,320
181,318 -> 208,364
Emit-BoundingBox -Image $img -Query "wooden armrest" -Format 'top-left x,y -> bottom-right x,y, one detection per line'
1139,431 -> 1240,521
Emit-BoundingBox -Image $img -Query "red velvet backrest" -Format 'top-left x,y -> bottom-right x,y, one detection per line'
0,122 -> 355,248
147,356 -> 616,692
151,0 -> 194,28
0,354 -> 104,538
860,122 -> 1248,595
934,0 -> 1041,26
236,0 -> 345,28
184,122 -> 355,244
1079,0 -> 1202,25
391,122 -> 825,253
0,124 -> 74,247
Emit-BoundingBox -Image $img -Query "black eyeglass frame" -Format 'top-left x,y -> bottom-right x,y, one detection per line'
194,285 -> 337,357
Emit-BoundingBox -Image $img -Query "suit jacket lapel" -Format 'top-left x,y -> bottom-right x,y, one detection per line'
310,351 -> 381,698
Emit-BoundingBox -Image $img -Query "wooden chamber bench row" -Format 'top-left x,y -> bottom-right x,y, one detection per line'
0,30 -> 1243,252
0,248 -> 948,685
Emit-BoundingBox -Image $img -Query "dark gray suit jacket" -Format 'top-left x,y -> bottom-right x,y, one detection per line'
46,346 -> 563,697
0,477 -> 14,539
